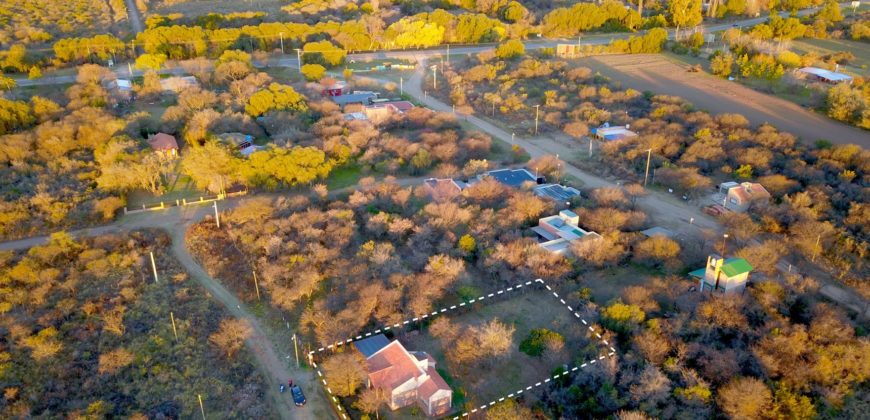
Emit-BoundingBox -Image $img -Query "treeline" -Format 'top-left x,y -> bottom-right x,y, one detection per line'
0,230 -> 272,418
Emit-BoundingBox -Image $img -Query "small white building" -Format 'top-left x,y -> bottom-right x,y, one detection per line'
591,124 -> 638,141
532,210 -> 601,254
799,67 -> 853,84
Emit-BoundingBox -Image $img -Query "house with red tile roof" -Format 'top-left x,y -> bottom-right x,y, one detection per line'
718,182 -> 771,213
354,334 -> 452,417
147,133 -> 178,159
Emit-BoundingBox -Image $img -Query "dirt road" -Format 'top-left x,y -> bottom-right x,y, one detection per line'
371,67 -> 722,236
123,0 -> 144,34
168,228 -> 330,420
366,63 -> 870,319
584,54 -> 870,147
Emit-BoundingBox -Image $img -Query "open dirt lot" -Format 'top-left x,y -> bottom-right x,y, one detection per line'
582,54 -> 870,147
401,290 -> 597,406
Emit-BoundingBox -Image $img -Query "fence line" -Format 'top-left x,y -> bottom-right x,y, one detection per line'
122,190 -> 247,215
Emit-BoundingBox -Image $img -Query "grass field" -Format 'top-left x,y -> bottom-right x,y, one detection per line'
790,38 -> 870,75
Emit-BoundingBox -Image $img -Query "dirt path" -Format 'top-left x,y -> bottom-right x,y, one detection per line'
123,0 -> 144,33
584,54 -> 870,147
365,63 -> 870,319
167,228 -> 330,420
368,67 -> 721,236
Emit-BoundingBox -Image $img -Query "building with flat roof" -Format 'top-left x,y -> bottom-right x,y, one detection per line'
532,210 -> 601,254
534,184 -> 581,202
799,67 -> 853,84
689,254 -> 753,293
331,92 -> 378,107
591,124 -> 638,141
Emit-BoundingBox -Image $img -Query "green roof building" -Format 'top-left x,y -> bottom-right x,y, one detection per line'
689,255 -> 754,293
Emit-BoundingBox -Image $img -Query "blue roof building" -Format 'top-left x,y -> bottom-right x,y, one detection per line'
481,168 -> 541,188
353,334 -> 390,357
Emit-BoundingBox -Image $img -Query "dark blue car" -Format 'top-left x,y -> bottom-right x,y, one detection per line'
291,385 -> 306,407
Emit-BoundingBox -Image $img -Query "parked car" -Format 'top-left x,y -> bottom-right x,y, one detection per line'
291,385 -> 306,407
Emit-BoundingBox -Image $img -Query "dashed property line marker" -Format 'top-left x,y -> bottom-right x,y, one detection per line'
307,278 -> 618,419
308,280 -> 541,356
454,352 -> 618,418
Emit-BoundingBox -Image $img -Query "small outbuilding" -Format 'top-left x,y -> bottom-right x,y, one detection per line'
147,133 -> 179,159
591,123 -> 638,141
689,254 -> 753,293
799,67 -> 853,84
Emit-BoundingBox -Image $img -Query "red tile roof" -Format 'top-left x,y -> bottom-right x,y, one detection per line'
417,366 -> 451,401
367,341 -> 425,391
148,133 -> 178,151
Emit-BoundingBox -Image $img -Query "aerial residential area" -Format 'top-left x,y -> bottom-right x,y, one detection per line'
0,0 -> 868,419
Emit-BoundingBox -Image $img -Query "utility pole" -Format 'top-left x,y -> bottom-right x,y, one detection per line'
213,201 -> 220,228
292,334 -> 300,368
446,43 -> 450,65
533,105 -> 540,135
431,65 -> 437,90
197,395 -> 206,420
643,148 -> 652,187
295,49 -> 302,73
721,233 -> 729,256
400,77 -> 403,96
150,251 -> 159,283
589,138 -> 593,157
812,234 -> 821,262
128,62 -> 133,77
170,311 -> 179,341
279,32 -> 284,54
511,132 -> 515,143
252,270 -> 261,301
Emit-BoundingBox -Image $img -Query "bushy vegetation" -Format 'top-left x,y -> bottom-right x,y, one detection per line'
0,230 -> 271,418
519,328 -> 565,356
439,51 -> 868,296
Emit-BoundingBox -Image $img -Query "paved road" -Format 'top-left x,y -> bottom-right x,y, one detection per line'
124,0 -> 145,34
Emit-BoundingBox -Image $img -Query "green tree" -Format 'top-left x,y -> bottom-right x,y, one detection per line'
711,51 -> 735,77
180,140 -> 241,193
0,98 -> 33,135
303,40 -> 346,67
519,329 -> 565,357
816,0 -> 843,22
735,164 -> 753,178
134,53 -> 167,71
669,0 -> 703,39
495,39 -> 525,59
386,19 -> 445,48
826,83 -> 866,123
301,64 -> 326,81
601,301 -> 645,333
500,1 -> 529,23
458,234 -> 477,254
245,83 -> 308,117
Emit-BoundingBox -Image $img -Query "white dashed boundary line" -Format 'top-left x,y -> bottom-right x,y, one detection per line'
307,278 -> 616,419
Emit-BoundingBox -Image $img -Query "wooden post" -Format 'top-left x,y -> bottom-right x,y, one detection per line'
170,311 -> 179,341
197,394 -> 206,419
252,270 -> 261,301
150,252 -> 159,283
